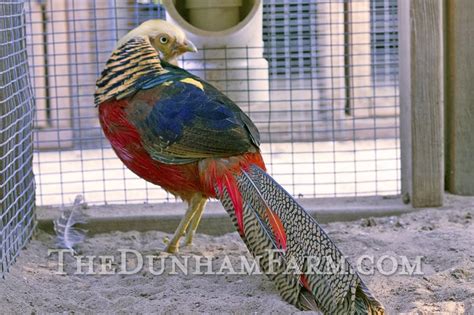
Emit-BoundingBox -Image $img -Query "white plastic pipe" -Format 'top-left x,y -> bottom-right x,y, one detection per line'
185,0 -> 243,32
164,0 -> 269,105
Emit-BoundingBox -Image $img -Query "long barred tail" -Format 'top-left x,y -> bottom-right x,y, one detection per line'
218,164 -> 385,314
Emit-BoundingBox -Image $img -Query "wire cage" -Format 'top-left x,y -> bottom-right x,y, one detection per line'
26,0 -> 399,207
0,0 -> 36,276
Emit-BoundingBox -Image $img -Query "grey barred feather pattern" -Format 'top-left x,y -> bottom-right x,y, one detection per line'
219,165 -> 385,314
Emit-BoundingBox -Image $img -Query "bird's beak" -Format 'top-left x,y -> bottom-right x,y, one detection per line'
179,39 -> 198,53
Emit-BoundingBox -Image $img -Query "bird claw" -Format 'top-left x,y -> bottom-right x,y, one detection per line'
164,243 -> 179,254
162,235 -> 180,253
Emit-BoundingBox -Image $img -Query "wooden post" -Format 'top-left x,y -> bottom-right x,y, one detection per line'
399,0 -> 444,207
25,1 -> 48,129
310,2 -> 346,140
28,0 -> 74,149
348,1 -> 374,119
445,1 -> 474,195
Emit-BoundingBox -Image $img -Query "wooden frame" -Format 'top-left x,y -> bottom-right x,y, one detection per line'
445,0 -> 474,195
399,0 -> 444,207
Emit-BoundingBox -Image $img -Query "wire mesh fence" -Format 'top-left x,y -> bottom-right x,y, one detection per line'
26,0 -> 400,207
0,0 -> 36,276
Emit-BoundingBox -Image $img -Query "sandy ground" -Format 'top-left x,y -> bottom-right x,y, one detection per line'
1,206 -> 473,314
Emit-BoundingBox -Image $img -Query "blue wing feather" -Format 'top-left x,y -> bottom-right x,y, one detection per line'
144,81 -> 242,144
127,62 -> 260,163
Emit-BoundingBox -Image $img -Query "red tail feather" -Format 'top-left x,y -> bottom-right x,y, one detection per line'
198,152 -> 266,236
265,207 -> 287,250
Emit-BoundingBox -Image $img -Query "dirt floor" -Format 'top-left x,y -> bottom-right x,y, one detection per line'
1,205 -> 473,314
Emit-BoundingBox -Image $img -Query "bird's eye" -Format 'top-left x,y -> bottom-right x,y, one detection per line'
159,36 -> 169,44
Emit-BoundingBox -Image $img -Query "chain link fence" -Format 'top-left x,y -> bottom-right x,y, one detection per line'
27,0 -> 400,206
0,0 -> 36,276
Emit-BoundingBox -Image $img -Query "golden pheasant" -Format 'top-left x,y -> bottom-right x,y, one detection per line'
95,19 -> 385,314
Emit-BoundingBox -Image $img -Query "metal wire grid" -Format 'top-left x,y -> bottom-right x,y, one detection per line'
0,0 -> 36,276
27,0 -> 400,206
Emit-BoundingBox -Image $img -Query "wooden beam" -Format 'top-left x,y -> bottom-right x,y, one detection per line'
445,0 -> 474,195
37,196 -> 412,235
399,0 -> 444,207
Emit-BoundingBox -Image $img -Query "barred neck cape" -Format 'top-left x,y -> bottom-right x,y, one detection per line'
95,36 -> 168,106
